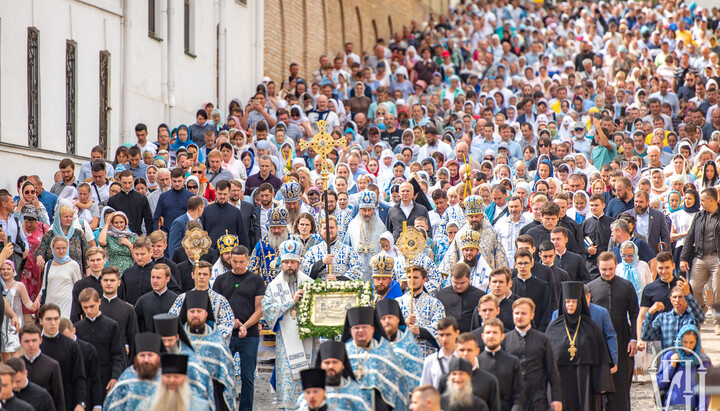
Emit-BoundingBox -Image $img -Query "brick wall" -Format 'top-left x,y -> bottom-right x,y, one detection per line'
264,0 -> 448,83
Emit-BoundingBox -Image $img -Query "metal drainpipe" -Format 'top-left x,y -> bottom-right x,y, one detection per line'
218,0 -> 227,112
167,0 -> 176,126
121,0 -> 132,144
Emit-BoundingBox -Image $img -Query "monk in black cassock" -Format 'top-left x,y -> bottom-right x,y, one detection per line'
545,281 -> 614,411
586,252 -> 639,411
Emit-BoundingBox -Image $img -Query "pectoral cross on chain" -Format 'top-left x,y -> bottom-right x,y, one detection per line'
568,344 -> 577,361
298,120 -> 347,175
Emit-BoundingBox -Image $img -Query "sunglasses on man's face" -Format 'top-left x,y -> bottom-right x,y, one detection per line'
539,143 -> 549,147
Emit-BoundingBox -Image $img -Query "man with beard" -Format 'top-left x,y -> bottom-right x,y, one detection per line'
168,261 -> 234,343
438,333 -> 500,411
213,245 -> 265,411
147,168 -> 171,214
303,341 -> 370,410
478,318 -> 524,411
341,307 -> 407,410
103,333 -> 164,410
279,181 -> 316,233
248,207 -> 289,286
446,230 -> 491,292
180,290 -> 236,411
397,266 -> 445,357
302,216 -> 362,281
439,195 -> 507,278
377,299 -> 424,392
372,254 -> 403,303
545,282 -> 615,411
441,358 -> 490,411
211,232 -> 237,284
201,180 -> 249,248
326,190 -> 353,243
504,298 -> 562,411
154,167 -> 193,233
436,263 -> 486,333
262,240 -> 320,409
141,354 -> 210,411
153,314 -> 214,405
344,191 -> 386,279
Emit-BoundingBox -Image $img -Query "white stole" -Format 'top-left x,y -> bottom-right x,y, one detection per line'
270,272 -> 314,380
471,254 -> 492,292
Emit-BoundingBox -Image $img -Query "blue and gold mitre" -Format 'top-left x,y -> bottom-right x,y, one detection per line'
279,240 -> 303,262
217,230 -> 239,254
268,207 -> 289,227
459,229 -> 481,250
371,254 -> 395,277
463,195 -> 484,215
280,181 -> 302,202
358,190 -> 377,209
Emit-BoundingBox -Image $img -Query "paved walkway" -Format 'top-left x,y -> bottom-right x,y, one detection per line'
251,317 -> 720,409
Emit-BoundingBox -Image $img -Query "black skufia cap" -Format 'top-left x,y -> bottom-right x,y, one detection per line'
300,369 -> 326,391
315,341 -> 356,381
161,353 -> 188,375
340,307 -> 389,343
180,290 -> 215,324
133,332 -> 162,356
153,313 -> 194,351
375,299 -> 405,326
448,357 -> 473,375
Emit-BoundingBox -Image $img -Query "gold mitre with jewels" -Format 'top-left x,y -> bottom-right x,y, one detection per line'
217,230 -> 239,254
371,254 -> 395,277
459,230 -> 481,250
463,195 -> 485,215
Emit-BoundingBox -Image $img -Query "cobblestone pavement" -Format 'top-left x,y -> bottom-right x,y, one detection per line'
252,316 -> 720,409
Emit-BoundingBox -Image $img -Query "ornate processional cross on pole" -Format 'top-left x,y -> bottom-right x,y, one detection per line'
298,120 -> 347,278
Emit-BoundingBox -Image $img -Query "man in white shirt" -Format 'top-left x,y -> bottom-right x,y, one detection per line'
135,123 -> 158,156
420,317 -> 459,387
495,197 -> 530,268
417,126 -> 454,161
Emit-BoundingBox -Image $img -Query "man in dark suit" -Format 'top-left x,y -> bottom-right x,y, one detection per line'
550,228 -> 592,283
386,182 -> 431,241
168,196 -> 205,259
629,190 -> 670,255
581,194 -> 615,278
229,179 -> 260,249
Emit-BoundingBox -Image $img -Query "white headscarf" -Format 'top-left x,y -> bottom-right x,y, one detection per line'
379,231 -> 400,259
378,149 -> 396,190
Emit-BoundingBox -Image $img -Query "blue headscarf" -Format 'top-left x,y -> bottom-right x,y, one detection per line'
187,143 -> 204,163
51,238 -> 72,264
667,191 -> 682,213
51,203 -> 75,241
170,124 -> 192,151
618,241 -> 644,302
675,324 -> 703,367
534,158 -> 554,182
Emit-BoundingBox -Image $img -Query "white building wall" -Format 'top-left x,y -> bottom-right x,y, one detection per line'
0,0 -> 261,191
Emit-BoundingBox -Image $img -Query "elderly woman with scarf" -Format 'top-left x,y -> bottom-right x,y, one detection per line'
210,108 -> 229,136
656,325 -> 711,409
377,150 -> 396,191
34,204 -> 89,273
97,211 -> 137,274
670,189 -> 700,269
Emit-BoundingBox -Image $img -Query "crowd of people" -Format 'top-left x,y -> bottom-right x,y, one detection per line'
0,0 -> 719,410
